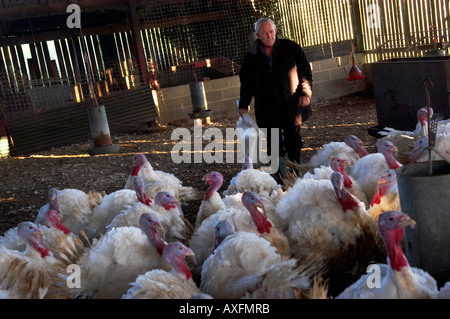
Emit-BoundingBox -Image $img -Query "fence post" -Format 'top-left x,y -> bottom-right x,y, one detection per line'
350,0 -> 364,52
401,0 -> 412,48
128,0 -> 149,86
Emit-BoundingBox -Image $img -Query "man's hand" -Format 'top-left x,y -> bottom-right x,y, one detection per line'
239,108 -> 249,117
299,96 -> 311,107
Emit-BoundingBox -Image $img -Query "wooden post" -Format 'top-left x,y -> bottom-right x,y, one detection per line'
350,0 -> 364,53
128,0 -> 149,86
69,34 -> 87,98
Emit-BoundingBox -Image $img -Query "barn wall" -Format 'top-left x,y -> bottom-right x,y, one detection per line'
155,55 -> 368,124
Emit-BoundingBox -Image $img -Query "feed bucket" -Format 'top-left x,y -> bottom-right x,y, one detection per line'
86,104 -> 120,156
396,160 -> 450,287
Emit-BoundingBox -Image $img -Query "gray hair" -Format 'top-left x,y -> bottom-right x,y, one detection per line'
254,18 -> 276,33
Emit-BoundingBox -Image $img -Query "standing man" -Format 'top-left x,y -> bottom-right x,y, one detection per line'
238,17 -> 313,185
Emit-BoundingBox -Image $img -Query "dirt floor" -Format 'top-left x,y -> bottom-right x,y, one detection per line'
0,89 -> 379,235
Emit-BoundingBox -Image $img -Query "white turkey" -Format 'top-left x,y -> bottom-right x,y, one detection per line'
276,171 -> 383,297
107,191 -> 194,246
223,165 -> 285,229
0,221 -> 68,299
35,187 -> 105,239
438,281 -> 450,299
200,219 -> 311,299
282,163 -> 334,190
379,107 -> 431,164
223,162 -> 284,202
336,210 -> 439,299
123,153 -> 200,204
388,106 -> 431,136
286,134 -> 369,174
122,241 -> 201,299
0,285 -> 10,299
68,213 -> 169,299
306,134 -> 369,169
37,190 -> 86,265
330,157 -> 369,207
367,169 -> 400,222
350,139 -> 402,203
4,188 -> 85,265
77,175 -> 152,241
195,170 -> 280,229
409,127 -> 450,164
381,107 -> 450,165
294,157 -> 368,208
195,171 -> 226,229
0,227 -> 24,251
142,179 -> 180,201
188,191 -> 290,282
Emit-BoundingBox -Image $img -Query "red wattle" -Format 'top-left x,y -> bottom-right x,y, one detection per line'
131,163 -> 142,176
371,192 -> 381,207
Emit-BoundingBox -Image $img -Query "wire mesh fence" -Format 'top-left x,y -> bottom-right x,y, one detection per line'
0,54 -> 143,121
137,0 -> 256,87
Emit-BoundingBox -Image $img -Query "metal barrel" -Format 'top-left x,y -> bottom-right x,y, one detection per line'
396,160 -> 450,288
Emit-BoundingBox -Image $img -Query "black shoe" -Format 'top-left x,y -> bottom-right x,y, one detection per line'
271,172 -> 284,186
286,157 -> 301,176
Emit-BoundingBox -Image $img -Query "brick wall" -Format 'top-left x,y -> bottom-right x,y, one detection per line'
310,53 -> 367,102
154,54 -> 368,124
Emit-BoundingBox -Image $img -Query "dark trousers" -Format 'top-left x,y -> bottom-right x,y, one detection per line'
264,124 -> 303,163
282,125 -> 303,163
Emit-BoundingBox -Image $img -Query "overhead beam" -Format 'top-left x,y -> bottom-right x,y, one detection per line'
1,7 -> 229,47
0,0 -> 129,21
0,24 -> 131,46
0,0 -> 224,20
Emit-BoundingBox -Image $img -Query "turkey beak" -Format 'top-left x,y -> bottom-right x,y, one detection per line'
342,159 -> 350,167
356,139 -> 363,147
261,206 -> 267,219
202,174 -> 212,186
33,226 -> 44,237
153,222 -> 165,242
214,232 -> 222,250
391,144 -> 399,158
255,198 -> 267,218
330,172 -> 344,198
400,214 -> 416,229
185,248 -> 196,265
338,186 -> 343,198
49,191 -> 58,210
377,176 -> 388,188
34,228 -> 45,246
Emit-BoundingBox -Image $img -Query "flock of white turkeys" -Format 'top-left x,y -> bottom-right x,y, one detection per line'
0,106 -> 449,300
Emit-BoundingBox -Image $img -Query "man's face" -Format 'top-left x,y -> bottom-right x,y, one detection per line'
256,22 -> 277,48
